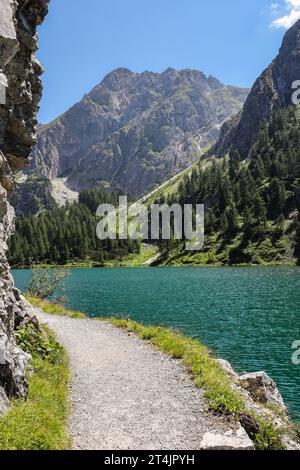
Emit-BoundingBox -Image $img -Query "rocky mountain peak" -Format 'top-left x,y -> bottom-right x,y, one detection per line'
29,67 -> 249,196
208,75 -> 223,90
274,18 -> 300,105
211,19 -> 300,157
101,67 -> 137,91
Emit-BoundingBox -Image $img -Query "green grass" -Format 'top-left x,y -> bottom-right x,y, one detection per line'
157,226 -> 296,267
139,160 -> 207,206
105,245 -> 159,267
14,245 -> 159,269
253,419 -> 285,451
0,326 -> 70,450
26,296 -> 86,318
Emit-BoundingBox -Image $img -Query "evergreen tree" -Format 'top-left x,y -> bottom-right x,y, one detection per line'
294,213 -> 300,264
8,187 -> 140,266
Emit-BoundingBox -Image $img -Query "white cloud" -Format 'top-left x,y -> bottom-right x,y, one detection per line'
271,0 -> 300,29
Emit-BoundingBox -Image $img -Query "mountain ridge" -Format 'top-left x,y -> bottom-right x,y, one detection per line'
28,67 -> 249,197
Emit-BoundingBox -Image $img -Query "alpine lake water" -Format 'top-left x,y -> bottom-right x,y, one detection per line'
13,266 -> 300,423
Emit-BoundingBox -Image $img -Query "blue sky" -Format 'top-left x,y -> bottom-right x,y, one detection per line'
37,0 -> 299,123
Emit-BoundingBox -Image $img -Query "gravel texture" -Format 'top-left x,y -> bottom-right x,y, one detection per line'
35,308 -> 234,450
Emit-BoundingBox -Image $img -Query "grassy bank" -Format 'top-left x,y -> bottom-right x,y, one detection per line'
105,245 -> 159,267
27,296 -> 86,318
156,230 -> 296,267
26,297 -> 288,450
11,245 -> 160,269
0,325 -> 70,450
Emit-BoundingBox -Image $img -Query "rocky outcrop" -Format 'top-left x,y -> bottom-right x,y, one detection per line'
217,359 -> 288,416
29,68 -> 248,197
211,18 -> 300,157
239,371 -> 287,412
217,360 -> 300,450
10,173 -> 56,216
0,0 -> 49,410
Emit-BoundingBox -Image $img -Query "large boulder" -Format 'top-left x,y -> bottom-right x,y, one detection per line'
239,371 -> 287,412
200,425 -> 255,451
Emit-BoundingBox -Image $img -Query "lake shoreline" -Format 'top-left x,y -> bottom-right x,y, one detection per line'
13,266 -> 300,424
10,261 -> 298,269
28,297 -> 300,450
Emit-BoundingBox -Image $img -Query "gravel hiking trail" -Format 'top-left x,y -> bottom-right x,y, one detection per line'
35,308 -> 234,450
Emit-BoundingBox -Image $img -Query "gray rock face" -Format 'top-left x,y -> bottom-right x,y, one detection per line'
0,385 -> 9,414
0,0 -> 49,411
10,173 -> 56,217
216,358 -> 239,380
239,371 -> 287,412
217,360 -> 287,413
29,68 -> 248,196
211,19 -> 300,157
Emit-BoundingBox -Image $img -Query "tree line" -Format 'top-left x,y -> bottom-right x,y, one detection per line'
8,187 -> 139,266
9,106 -> 300,266
155,106 -> 300,263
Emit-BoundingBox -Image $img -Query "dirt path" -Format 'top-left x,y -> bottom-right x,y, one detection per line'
35,308 -> 236,450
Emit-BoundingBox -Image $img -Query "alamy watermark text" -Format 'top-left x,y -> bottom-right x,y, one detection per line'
96,197 -> 204,251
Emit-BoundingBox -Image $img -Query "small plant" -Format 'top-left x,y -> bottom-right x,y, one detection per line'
27,267 -> 70,301
15,324 -> 63,364
0,326 -> 69,450
254,419 -> 285,450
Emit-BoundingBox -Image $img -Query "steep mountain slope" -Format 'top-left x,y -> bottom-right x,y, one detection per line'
29,68 -> 248,196
153,21 -> 300,266
10,174 -> 56,217
211,19 -> 300,158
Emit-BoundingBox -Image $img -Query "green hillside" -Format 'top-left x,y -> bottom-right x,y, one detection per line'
153,106 -> 300,266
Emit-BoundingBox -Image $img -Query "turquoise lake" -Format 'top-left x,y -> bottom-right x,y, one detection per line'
13,266 -> 300,422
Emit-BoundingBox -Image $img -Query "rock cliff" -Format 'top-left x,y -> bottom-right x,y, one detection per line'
0,0 -> 49,409
211,18 -> 300,157
29,68 -> 248,197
